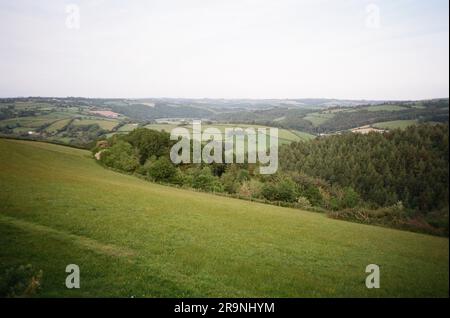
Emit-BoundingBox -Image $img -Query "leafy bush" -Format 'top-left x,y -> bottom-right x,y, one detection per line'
297,196 -> 312,209
249,179 -> 264,198
301,186 -> 323,207
325,201 -> 446,235
192,167 -> 224,192
276,178 -> 298,202
341,187 -> 361,209
125,128 -> 171,164
261,178 -> 297,202
0,264 -> 43,298
261,183 -> 278,201
221,171 -> 240,194
328,201 -> 406,225
100,140 -> 139,172
147,157 -> 177,182
424,208 -> 449,236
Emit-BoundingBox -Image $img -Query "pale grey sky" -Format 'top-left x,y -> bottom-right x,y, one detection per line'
0,0 -> 448,100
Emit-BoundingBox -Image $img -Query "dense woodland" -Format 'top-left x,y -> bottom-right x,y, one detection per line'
281,124 -> 449,211
93,123 -> 449,236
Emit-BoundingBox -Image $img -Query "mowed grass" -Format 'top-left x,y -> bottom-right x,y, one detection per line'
0,138 -> 448,297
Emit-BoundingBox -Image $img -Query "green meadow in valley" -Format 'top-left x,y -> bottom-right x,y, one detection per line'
0,138 -> 448,297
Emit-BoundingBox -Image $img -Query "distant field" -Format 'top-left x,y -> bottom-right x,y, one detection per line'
44,118 -> 72,133
0,138 -> 448,297
118,123 -> 139,132
1,98 -> 447,148
145,123 -> 181,132
303,112 -> 335,126
373,120 -> 418,130
365,105 -> 408,112
0,114 -> 68,129
12,127 -> 35,134
289,129 -> 316,141
145,123 -> 315,144
13,101 -> 55,110
72,118 -> 119,130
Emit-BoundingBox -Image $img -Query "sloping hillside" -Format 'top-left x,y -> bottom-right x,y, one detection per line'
0,138 -> 448,297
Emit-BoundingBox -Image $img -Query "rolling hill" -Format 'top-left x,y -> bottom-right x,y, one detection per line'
0,138 -> 448,297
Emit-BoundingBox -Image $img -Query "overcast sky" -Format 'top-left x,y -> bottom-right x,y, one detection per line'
0,0 -> 448,100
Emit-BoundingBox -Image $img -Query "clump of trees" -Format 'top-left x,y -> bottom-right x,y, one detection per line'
280,124 -> 449,212
99,140 -> 139,172
61,123 -> 107,146
93,124 -> 449,236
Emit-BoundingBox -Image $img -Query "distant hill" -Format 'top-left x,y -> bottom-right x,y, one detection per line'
0,97 -> 448,146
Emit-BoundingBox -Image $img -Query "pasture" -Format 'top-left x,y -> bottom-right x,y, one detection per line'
0,138 -> 448,297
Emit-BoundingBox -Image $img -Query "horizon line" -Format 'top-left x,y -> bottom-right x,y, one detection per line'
1,96 -> 449,102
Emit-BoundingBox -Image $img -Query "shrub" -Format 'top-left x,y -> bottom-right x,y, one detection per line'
424,208 -> 449,235
261,178 -> 297,202
238,181 -> 252,197
100,140 -> 139,172
328,201 -> 406,225
297,196 -> 312,209
323,200 -> 449,235
221,171 -> 240,194
125,128 -> 171,164
147,157 -> 177,182
178,170 -> 194,188
247,179 -> 264,198
192,167 -> 224,192
341,187 -> 361,209
276,178 -> 298,202
238,180 -> 263,198
261,183 -> 278,201
302,186 -> 323,207
0,264 -> 43,298
237,169 -> 250,182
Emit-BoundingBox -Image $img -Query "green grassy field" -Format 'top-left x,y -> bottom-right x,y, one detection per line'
0,114 -> 69,129
72,118 -> 119,131
373,120 -> 418,130
303,112 -> 336,126
145,123 -> 315,144
0,138 -> 448,297
44,118 -> 73,133
12,101 -> 55,111
365,105 -> 408,112
118,123 -> 139,132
